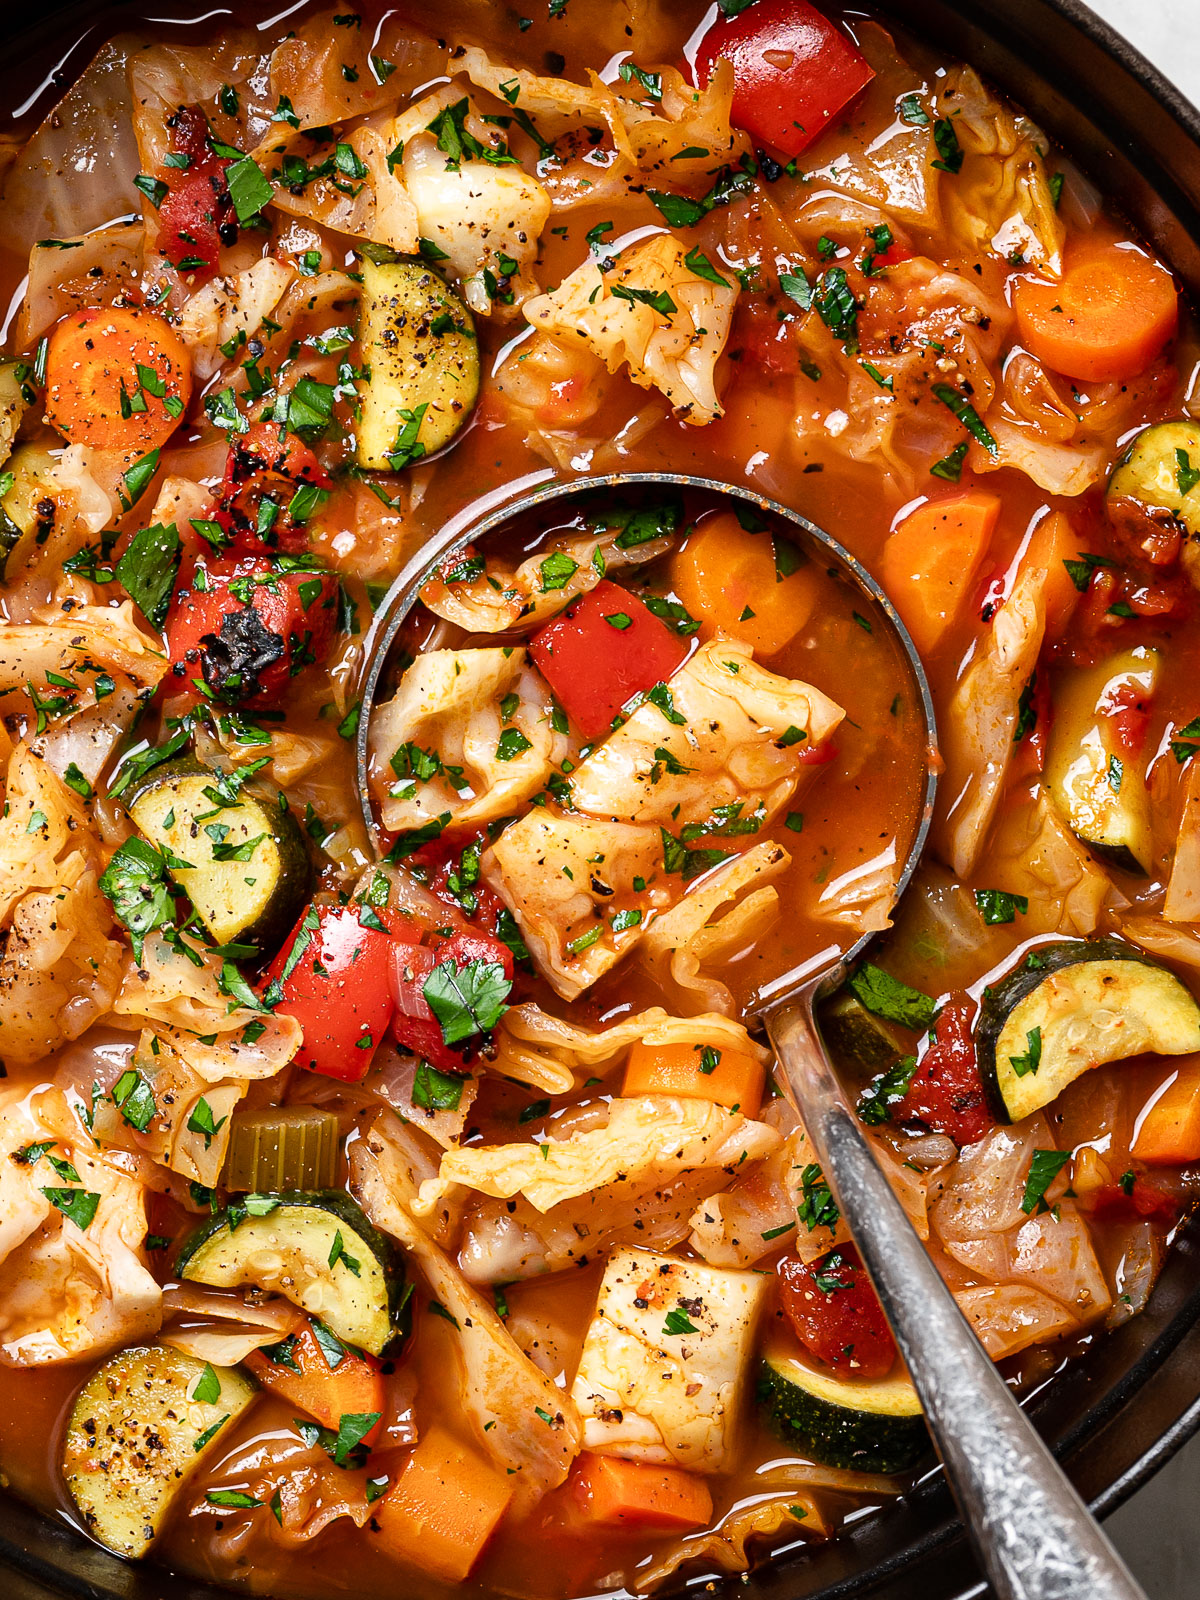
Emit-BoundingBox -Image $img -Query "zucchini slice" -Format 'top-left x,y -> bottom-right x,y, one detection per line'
176,1190 -> 407,1356
355,257 -> 479,471
1108,419 -> 1200,537
0,445 -> 60,581
1045,647 -> 1158,874
126,756 -> 311,954
222,1106 -> 341,1192
757,1353 -> 927,1474
977,938 -> 1200,1123
63,1344 -> 256,1558
820,990 -> 910,1071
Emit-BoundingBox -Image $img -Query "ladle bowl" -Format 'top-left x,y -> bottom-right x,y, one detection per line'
353,470 -> 1146,1600
355,469 -> 938,1000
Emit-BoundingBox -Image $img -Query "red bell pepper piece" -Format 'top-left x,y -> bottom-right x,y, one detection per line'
218,422 -> 333,555
528,580 -> 689,742
776,1244 -> 896,1378
266,903 -> 396,1081
156,104 -> 236,280
165,554 -> 338,707
693,0 -> 875,160
897,995 -> 993,1147
389,929 -> 515,1074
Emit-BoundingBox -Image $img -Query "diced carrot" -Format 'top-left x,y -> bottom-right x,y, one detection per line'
880,491 -> 1000,656
1013,245 -> 1178,383
670,509 -> 819,656
622,1039 -> 765,1115
571,1452 -> 713,1531
45,305 -> 192,452
1132,1057 -> 1200,1164
1024,510 -> 1085,643
373,1424 -> 514,1583
244,1318 -> 384,1441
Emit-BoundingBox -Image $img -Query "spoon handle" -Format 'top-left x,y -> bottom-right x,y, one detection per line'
768,997 -> 1147,1600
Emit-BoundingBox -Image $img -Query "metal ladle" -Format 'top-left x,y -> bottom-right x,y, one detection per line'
355,471 -> 1146,1600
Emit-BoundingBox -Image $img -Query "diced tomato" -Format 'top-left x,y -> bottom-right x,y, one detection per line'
528,580 -> 689,742
164,554 -> 338,707
1089,1175 -> 1179,1225
897,995 -> 993,1147
389,928 -> 515,1074
693,0 -> 875,160
156,104 -> 236,279
776,1244 -> 896,1378
266,903 -> 396,1082
410,832 -> 510,931
869,241 -> 913,270
219,422 -> 333,554
796,738 -> 838,766
1100,678 -> 1152,757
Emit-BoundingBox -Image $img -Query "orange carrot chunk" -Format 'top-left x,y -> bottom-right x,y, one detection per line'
671,509 -> 819,656
45,305 -> 193,452
244,1318 -> 384,1440
373,1424 -> 514,1583
1132,1058 -> 1200,1164
571,1452 -> 713,1531
622,1039 -> 765,1115
880,491 -> 1000,657
1013,245 -> 1178,383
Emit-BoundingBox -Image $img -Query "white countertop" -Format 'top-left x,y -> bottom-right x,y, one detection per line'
1085,0 -> 1200,106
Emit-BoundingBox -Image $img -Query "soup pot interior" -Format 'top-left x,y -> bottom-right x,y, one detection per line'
0,1 -> 1199,1597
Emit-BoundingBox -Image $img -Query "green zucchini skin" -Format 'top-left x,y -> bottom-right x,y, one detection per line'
1108,419 -> 1200,538
126,756 -> 312,957
176,1189 -> 409,1356
355,258 -> 479,471
757,1356 -> 927,1474
977,939 -> 1200,1122
820,990 -> 910,1071
63,1344 -> 257,1558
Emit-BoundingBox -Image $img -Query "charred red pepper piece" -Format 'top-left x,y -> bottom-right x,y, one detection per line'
266,903 -> 396,1082
165,554 -> 338,707
897,995 -> 993,1147
528,580 -> 689,742
156,104 -> 236,279
219,421 -> 333,554
776,1244 -> 896,1378
693,0 -> 875,161
389,928 -> 515,1074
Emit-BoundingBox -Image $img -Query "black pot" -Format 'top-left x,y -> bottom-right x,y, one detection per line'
3,2 -> 1200,1598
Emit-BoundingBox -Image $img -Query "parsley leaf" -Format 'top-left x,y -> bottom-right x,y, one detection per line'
422,958 -> 512,1047
846,963 -> 936,1030
1022,1148 -> 1070,1214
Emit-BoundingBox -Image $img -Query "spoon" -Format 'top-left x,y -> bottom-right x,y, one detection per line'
355,470 -> 1147,1600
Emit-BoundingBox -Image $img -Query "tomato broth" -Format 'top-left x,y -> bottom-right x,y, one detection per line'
0,1 -> 1196,1598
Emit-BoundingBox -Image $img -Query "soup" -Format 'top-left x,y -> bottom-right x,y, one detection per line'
0,0 -> 1196,1596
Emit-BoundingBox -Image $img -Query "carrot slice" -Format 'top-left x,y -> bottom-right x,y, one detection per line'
373,1424 -> 514,1582
671,509 -> 819,656
244,1318 -> 384,1440
1013,245 -> 1178,383
622,1039 -> 765,1115
1132,1058 -> 1200,1163
880,491 -> 1000,656
571,1452 -> 713,1530
45,305 -> 193,451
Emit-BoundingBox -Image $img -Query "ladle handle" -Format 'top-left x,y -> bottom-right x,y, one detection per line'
768,998 -> 1147,1600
